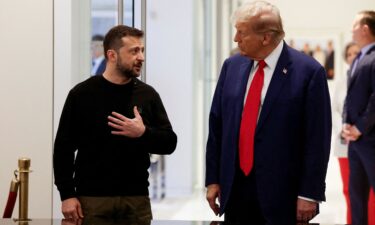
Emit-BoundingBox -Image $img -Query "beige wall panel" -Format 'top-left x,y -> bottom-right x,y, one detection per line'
0,0 -> 53,218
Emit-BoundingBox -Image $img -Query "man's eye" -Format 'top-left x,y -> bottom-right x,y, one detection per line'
131,48 -> 140,54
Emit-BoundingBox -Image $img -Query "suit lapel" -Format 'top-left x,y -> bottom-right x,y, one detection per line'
256,45 -> 291,133
238,60 -> 253,109
235,60 -> 253,135
348,45 -> 375,91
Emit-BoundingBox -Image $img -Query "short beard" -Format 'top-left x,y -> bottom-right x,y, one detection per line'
116,61 -> 139,79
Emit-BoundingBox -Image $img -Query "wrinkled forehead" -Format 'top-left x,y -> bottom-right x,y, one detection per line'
235,20 -> 250,29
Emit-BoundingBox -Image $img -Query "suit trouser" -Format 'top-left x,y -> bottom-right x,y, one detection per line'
339,158 -> 375,225
349,144 -> 375,225
224,168 -> 296,225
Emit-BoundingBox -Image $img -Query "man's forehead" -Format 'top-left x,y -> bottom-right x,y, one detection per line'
235,21 -> 249,28
353,14 -> 363,25
121,36 -> 144,47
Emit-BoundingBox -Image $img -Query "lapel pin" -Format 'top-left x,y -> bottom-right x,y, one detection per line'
282,68 -> 287,74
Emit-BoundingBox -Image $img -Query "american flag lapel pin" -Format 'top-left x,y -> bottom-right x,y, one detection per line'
282,68 -> 287,75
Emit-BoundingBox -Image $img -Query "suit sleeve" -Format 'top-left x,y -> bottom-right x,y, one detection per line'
299,66 -> 332,201
205,60 -> 228,186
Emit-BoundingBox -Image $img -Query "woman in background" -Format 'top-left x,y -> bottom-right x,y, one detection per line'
333,42 -> 375,224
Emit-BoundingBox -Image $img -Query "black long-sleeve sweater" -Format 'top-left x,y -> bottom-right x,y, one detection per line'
53,75 -> 177,201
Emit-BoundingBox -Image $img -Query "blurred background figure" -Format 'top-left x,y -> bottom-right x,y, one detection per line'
288,39 -> 295,49
313,44 -> 326,66
334,41 -> 375,225
324,40 -> 335,79
90,34 -> 106,76
301,42 -> 313,56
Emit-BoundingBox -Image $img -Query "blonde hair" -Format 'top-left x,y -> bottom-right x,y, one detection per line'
231,1 -> 285,43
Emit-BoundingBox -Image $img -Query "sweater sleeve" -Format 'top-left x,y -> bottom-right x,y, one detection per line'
139,92 -> 177,155
53,91 -> 78,201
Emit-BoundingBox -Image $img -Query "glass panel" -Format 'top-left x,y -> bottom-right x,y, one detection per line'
91,0 -> 117,35
90,0 -> 116,76
123,0 -> 134,26
90,0 -> 134,76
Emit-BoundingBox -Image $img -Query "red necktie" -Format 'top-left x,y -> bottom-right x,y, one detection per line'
239,60 -> 266,176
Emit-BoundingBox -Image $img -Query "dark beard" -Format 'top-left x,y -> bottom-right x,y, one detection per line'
116,61 -> 139,79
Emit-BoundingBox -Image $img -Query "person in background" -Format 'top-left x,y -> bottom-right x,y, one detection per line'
53,25 -> 177,224
324,40 -> 335,79
312,44 -> 326,66
301,42 -> 313,56
91,34 -> 106,76
342,10 -> 375,225
205,1 -> 331,224
333,41 -> 375,224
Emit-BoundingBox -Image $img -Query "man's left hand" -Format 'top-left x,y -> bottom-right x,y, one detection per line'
108,106 -> 146,138
347,125 -> 362,141
296,198 -> 317,223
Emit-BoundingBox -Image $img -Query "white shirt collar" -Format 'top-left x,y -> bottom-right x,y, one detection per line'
93,55 -> 105,65
256,41 -> 284,69
360,42 -> 375,60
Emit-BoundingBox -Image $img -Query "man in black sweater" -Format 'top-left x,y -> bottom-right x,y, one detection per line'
53,25 -> 177,224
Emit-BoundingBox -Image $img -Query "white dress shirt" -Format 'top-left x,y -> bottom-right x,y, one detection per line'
243,40 -> 284,118
91,55 -> 105,75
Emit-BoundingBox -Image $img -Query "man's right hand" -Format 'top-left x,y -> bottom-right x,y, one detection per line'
62,198 -> 84,220
206,184 -> 221,216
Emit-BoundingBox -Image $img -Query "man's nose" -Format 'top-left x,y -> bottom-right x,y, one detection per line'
138,51 -> 145,61
234,33 -> 240,42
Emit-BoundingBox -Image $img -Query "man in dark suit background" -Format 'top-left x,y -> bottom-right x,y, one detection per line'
342,10 -> 375,225
205,1 -> 331,224
91,34 -> 106,76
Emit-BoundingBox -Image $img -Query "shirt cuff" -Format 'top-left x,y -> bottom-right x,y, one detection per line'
298,196 -> 321,203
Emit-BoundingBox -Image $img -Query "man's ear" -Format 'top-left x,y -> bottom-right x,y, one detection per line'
362,24 -> 372,36
106,50 -> 117,62
262,33 -> 272,46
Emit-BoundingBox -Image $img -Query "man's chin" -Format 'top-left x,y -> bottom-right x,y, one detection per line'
119,72 -> 139,79
239,51 -> 248,57
132,71 -> 141,77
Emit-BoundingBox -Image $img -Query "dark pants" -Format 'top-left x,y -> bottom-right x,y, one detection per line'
79,196 -> 152,225
225,168 -> 297,225
225,169 -> 266,225
349,144 -> 375,225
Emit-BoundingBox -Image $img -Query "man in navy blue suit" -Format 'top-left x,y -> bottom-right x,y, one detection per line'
91,34 -> 106,76
205,1 -> 331,224
342,10 -> 375,225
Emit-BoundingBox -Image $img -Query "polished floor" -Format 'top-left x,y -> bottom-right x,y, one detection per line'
151,152 -> 347,224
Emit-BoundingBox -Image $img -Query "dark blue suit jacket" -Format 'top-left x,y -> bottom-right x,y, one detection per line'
345,45 -> 375,143
205,43 -> 332,218
93,58 -> 106,76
